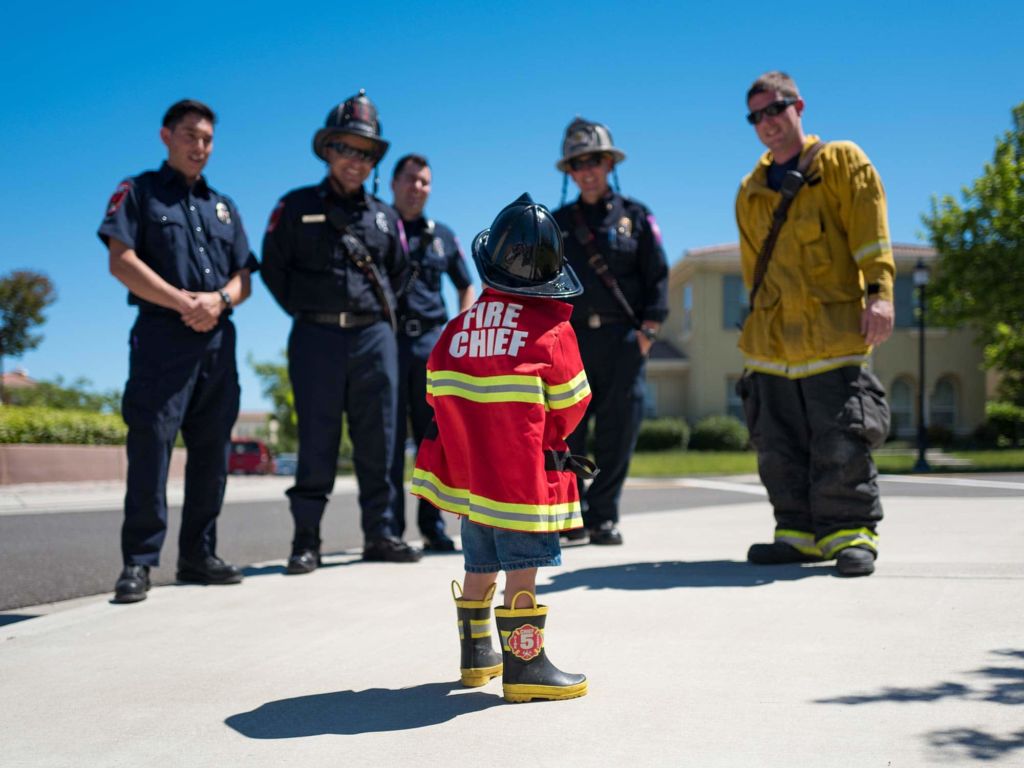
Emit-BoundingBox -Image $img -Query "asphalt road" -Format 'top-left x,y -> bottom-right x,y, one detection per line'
2,474 -> 1022,611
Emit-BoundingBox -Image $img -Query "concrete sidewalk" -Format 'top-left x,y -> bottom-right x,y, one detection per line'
2,493 -> 1023,767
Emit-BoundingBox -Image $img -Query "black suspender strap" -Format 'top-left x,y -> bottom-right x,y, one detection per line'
570,205 -> 643,332
748,141 -> 826,308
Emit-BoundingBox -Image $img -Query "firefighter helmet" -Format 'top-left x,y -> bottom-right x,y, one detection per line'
471,193 -> 582,299
313,89 -> 389,163
555,116 -> 626,172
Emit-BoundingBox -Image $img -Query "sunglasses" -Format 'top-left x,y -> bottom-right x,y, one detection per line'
746,98 -> 798,125
568,153 -> 606,171
326,142 -> 378,164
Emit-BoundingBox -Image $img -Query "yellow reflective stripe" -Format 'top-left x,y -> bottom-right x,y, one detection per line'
817,528 -> 878,559
743,354 -> 868,379
458,619 -> 492,640
411,469 -> 582,532
427,369 -> 544,405
774,529 -> 822,557
545,370 -> 590,410
853,239 -> 892,265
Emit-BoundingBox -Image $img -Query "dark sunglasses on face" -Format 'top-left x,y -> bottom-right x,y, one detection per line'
326,142 -> 378,163
568,153 -> 606,171
746,98 -> 798,125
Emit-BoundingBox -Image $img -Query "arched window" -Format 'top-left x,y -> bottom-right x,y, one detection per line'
930,376 -> 958,431
890,377 -> 914,438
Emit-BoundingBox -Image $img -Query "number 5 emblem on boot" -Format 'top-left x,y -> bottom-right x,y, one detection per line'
508,624 -> 544,661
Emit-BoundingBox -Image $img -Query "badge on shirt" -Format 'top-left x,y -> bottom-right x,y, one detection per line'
216,201 -> 232,224
375,211 -> 390,234
617,216 -> 633,239
105,181 -> 132,217
432,237 -> 445,257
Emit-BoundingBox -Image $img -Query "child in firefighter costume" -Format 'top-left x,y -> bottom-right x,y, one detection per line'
412,193 -> 594,703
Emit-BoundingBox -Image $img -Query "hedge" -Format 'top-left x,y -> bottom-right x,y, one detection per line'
0,406 -> 128,445
688,415 -> 750,451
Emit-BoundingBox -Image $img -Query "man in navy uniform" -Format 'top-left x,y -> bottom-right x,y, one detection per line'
99,99 -> 257,603
388,154 -> 475,552
553,117 -> 669,546
261,90 -> 421,572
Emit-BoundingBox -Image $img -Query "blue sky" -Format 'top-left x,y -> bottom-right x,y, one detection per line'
3,1 -> 1022,410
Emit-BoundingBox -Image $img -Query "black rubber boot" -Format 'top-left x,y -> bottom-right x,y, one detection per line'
747,541 -> 824,565
452,581 -> 503,687
287,527 -> 322,575
494,591 -> 587,703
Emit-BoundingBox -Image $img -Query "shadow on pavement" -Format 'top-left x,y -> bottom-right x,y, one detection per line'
0,613 -> 37,627
539,560 -> 830,594
815,649 -> 1024,762
225,681 -> 502,738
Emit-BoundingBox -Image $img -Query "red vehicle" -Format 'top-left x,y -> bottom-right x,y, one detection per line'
228,439 -> 276,475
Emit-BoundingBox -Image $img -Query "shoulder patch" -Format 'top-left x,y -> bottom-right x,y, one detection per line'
105,180 -> 132,217
646,214 -> 663,246
266,200 -> 285,233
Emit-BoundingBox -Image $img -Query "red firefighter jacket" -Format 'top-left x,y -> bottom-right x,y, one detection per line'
412,289 -> 592,533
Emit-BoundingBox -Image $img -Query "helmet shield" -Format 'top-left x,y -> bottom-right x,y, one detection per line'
472,193 -> 582,299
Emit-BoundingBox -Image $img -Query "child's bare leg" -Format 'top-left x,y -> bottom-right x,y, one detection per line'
504,568 -> 538,608
462,571 -> 499,601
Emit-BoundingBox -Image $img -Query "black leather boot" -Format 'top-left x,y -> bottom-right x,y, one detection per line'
452,581 -> 503,687
287,527 -> 322,575
494,591 -> 587,703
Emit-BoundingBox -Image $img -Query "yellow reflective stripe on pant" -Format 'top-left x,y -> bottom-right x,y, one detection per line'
817,528 -> 879,559
774,529 -> 823,557
411,468 -> 583,532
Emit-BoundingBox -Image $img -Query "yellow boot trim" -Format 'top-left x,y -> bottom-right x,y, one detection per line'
451,580 -> 497,608
494,590 -> 546,617
460,663 -> 503,688
503,680 -> 588,703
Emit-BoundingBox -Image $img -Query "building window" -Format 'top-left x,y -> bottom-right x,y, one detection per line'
894,274 -> 915,329
722,274 -> 748,330
725,376 -> 744,421
682,284 -> 693,334
644,379 -> 659,419
890,377 -> 914,437
930,376 -> 958,431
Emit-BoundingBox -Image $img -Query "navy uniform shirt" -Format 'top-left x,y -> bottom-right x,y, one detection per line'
261,180 -> 407,316
97,162 -> 257,312
397,217 -> 472,324
553,191 -> 669,329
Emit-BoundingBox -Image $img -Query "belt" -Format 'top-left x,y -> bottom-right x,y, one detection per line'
399,316 -> 443,338
583,313 -> 629,329
296,311 -> 382,328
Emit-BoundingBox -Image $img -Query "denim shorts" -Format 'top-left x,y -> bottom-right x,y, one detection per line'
461,517 -> 562,573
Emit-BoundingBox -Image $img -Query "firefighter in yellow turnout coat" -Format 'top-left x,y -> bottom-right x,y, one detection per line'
735,71 -> 895,577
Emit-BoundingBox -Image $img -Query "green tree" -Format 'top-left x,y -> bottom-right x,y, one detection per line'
922,102 -> 1024,404
249,351 -> 298,452
0,270 -> 57,403
7,375 -> 121,413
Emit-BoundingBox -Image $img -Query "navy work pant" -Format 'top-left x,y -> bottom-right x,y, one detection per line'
566,324 -> 647,526
121,315 -> 240,566
737,367 -> 890,539
391,329 -> 447,539
287,320 -> 399,540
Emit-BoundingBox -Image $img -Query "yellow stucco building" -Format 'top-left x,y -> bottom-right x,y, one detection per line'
645,243 -> 988,438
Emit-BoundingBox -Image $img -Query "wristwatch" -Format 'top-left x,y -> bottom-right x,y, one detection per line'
218,289 -> 232,308
640,326 -> 657,342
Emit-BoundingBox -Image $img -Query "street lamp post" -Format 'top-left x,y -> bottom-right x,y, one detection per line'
913,258 -> 931,472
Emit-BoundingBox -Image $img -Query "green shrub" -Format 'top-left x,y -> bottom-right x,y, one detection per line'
635,418 -> 690,451
689,415 -> 750,451
972,401 -> 1024,448
0,406 -> 128,445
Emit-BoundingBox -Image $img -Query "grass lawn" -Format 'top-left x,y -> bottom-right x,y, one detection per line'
627,449 -> 1024,477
